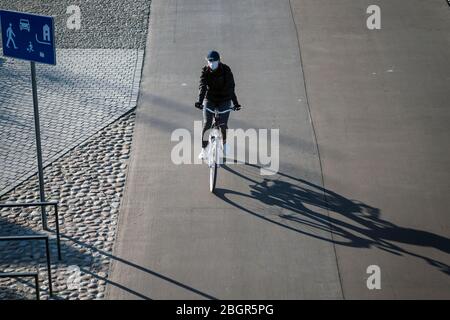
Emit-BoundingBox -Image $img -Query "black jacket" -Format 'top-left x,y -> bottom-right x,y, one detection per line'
198,63 -> 239,105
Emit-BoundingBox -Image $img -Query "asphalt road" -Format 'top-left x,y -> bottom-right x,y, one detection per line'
291,0 -> 450,298
107,0 -> 450,299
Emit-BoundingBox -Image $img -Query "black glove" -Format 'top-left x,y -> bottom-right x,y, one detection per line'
195,101 -> 203,109
233,104 -> 242,111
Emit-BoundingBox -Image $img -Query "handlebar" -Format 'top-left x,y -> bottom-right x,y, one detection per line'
204,107 -> 234,114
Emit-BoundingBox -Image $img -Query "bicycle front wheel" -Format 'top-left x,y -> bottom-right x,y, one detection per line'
209,143 -> 218,192
209,161 -> 217,193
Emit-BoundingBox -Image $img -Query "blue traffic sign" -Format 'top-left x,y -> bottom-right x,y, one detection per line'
0,10 -> 56,65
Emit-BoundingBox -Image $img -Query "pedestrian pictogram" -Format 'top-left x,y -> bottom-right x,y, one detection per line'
0,10 -> 55,65
6,23 -> 18,49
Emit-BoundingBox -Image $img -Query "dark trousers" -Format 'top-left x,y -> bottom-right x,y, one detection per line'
202,100 -> 231,148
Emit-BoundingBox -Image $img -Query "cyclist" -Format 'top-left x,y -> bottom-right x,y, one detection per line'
195,50 -> 242,160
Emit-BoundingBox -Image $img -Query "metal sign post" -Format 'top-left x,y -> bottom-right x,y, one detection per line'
30,61 -> 47,229
0,10 -> 56,230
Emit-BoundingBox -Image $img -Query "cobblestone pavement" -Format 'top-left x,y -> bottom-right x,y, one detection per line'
0,0 -> 151,299
0,49 -> 143,195
0,111 -> 135,300
0,0 -> 151,49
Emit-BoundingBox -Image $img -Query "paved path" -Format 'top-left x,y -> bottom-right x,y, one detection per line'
290,0 -> 450,298
108,0 -> 342,299
0,0 -> 151,49
0,0 -> 151,196
108,0 -> 450,299
0,49 -> 143,196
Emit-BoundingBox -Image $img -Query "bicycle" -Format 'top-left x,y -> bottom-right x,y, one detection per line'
203,107 -> 233,192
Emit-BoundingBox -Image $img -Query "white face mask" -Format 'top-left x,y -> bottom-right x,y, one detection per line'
208,60 -> 219,70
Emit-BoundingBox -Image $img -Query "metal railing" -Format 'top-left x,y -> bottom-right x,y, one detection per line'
0,272 -> 40,300
0,235 -> 53,296
0,201 -> 61,260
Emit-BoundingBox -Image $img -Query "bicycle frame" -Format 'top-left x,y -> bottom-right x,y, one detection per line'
204,107 -> 233,192
204,107 -> 233,166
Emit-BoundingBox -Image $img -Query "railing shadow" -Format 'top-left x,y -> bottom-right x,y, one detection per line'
0,213 -> 217,300
63,234 -> 218,300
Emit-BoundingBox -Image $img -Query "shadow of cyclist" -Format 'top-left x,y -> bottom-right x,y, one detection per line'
215,163 -> 450,276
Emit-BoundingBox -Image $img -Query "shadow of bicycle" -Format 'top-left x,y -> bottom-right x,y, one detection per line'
215,162 -> 450,276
